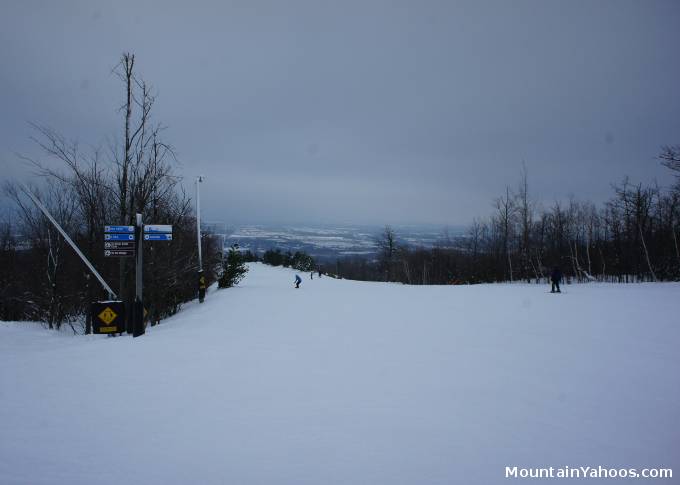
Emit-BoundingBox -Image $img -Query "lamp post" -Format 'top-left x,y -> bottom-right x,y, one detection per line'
196,176 -> 206,303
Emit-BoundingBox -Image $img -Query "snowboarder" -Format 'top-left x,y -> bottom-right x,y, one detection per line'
550,267 -> 563,293
310,272 -> 314,280
318,269 -> 322,277
294,274 -> 302,289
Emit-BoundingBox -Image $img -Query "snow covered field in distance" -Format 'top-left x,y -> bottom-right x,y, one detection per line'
1,263 -> 678,484
215,223 -> 466,261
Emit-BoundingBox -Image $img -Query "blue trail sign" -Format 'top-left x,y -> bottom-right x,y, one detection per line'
105,234 -> 134,241
144,224 -> 173,233
104,225 -> 134,233
144,233 -> 173,241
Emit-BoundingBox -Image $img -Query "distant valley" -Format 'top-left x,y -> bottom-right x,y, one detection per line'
204,224 -> 468,262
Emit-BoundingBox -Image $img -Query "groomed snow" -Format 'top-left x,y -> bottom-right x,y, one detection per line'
1,263 -> 678,484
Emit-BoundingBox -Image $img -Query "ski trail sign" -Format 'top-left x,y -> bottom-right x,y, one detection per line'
104,225 -> 136,256
105,233 -> 134,241
144,225 -> 172,233
144,233 -> 172,241
104,225 -> 134,233
143,224 -> 172,242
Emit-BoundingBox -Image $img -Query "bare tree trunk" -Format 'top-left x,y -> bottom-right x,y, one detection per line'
639,225 -> 656,281
529,255 -> 540,282
518,164 -> 532,282
121,53 -> 134,222
119,53 -> 134,299
495,186 -> 516,282
569,241 -> 578,281
402,260 -> 412,285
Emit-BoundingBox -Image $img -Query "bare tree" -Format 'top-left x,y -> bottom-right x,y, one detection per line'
377,225 -> 398,281
659,145 -> 680,174
494,186 -> 516,281
659,146 -> 680,273
613,179 -> 657,281
3,52 -> 219,332
517,164 -> 533,282
5,180 -> 78,328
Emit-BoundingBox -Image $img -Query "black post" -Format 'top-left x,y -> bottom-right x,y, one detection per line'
132,300 -> 144,337
133,213 -> 145,337
198,269 -> 206,303
125,294 -> 133,334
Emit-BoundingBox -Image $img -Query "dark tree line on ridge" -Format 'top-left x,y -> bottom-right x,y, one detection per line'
0,53 -> 221,331
259,248 -> 317,272
330,154 -> 680,285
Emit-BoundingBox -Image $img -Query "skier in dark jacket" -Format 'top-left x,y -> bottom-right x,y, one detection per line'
294,274 -> 302,289
550,267 -> 563,293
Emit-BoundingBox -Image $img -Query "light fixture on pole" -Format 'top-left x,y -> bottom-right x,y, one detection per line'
196,175 -> 206,303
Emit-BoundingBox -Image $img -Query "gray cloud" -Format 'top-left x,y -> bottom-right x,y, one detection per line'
1,0 -> 679,225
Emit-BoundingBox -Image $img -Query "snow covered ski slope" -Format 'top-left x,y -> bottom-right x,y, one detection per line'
1,263 -> 679,484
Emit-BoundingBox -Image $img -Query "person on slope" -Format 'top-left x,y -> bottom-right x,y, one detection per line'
294,274 -> 302,289
550,267 -> 563,293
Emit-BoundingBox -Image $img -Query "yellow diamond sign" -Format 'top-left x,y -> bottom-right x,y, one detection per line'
98,307 -> 118,325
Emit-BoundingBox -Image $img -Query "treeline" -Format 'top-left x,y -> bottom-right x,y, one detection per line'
0,53 -> 219,331
256,248 -> 317,272
331,153 -> 680,285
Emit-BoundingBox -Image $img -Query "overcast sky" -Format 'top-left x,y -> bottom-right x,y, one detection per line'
1,0 -> 679,226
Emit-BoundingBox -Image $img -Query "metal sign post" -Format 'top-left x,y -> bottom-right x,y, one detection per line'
196,176 -> 205,303
133,213 -> 145,337
135,214 -> 143,303
98,220 -> 173,338
132,222 -> 173,336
